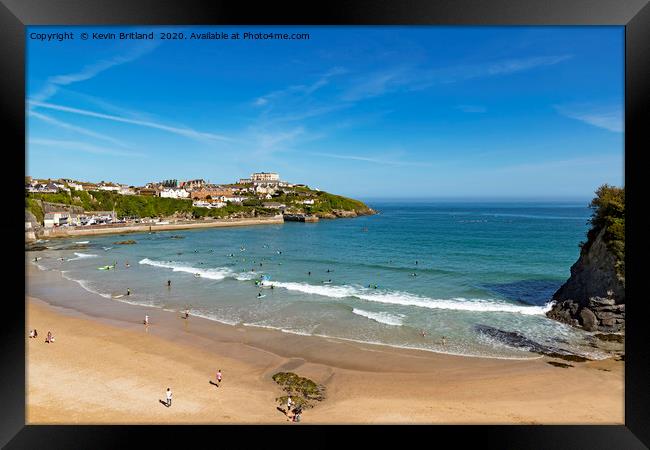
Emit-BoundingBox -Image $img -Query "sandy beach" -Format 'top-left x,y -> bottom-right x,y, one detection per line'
26,265 -> 624,424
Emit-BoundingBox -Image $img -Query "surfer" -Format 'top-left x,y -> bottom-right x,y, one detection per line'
167,280 -> 171,287
126,288 -> 130,296
257,292 -> 263,298
270,285 -> 274,290
308,271 -> 311,276
411,273 -> 417,277
125,261 -> 130,268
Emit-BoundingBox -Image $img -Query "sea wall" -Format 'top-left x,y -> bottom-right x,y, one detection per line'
39,215 -> 285,239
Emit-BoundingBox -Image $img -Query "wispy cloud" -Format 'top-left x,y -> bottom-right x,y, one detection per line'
29,138 -> 145,157
28,100 -> 234,143
253,67 -> 347,109
456,104 -> 487,113
28,110 -> 129,148
554,103 -> 623,132
30,42 -> 159,103
304,151 -> 432,167
342,55 -> 573,101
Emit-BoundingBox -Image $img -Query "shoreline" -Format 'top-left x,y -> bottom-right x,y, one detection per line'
30,215 -> 285,240
26,264 -> 624,424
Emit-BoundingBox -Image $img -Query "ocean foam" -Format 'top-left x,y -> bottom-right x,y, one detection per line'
67,252 -> 98,261
139,258 -> 233,280
261,280 -> 551,316
60,272 -> 112,299
352,308 -> 405,326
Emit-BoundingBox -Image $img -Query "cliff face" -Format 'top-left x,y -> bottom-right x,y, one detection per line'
546,227 -> 625,332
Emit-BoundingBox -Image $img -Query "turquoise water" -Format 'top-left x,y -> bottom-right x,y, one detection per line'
30,201 -> 607,359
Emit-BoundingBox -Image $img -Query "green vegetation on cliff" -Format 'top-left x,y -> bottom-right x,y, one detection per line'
26,190 -> 276,221
26,185 -> 374,223
583,184 -> 625,277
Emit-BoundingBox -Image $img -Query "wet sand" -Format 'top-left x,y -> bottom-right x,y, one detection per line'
26,265 -> 624,424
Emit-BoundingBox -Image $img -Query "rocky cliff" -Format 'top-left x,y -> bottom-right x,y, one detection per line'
546,227 -> 625,332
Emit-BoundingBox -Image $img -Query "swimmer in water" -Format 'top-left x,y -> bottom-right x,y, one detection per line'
442,336 -> 447,346
257,292 -> 263,298
308,271 -> 311,276
167,280 -> 171,287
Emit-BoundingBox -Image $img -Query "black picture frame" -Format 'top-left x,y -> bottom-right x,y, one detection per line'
3,0 -> 648,448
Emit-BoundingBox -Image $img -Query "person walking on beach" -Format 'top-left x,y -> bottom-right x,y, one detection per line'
45,331 -> 53,343
216,369 -> 222,386
126,288 -> 131,296
144,315 -> 149,326
166,388 -> 172,407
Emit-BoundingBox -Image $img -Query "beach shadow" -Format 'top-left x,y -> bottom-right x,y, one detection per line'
209,380 -> 219,387
159,399 -> 169,407
276,406 -> 288,416
481,279 -> 563,306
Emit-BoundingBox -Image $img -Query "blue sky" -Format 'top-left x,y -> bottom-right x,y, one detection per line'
26,26 -> 624,199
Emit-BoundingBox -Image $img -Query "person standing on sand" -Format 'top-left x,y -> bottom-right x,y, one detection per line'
286,396 -> 293,414
216,369 -> 222,386
166,388 -> 172,407
144,315 -> 149,325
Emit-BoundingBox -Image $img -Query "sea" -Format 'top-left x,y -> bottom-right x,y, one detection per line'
28,200 -> 607,360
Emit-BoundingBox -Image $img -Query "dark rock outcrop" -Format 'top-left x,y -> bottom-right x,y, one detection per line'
546,227 -> 625,332
474,325 -> 590,361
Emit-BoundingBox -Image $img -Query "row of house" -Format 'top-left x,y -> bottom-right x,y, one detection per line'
43,211 -> 117,228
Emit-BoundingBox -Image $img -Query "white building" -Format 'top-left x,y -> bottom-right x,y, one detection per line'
43,212 -> 82,228
160,188 -> 190,199
220,196 -> 247,203
118,185 -> 135,195
193,200 -> 225,209
251,172 -> 279,182
67,182 -> 83,191
97,183 -> 121,192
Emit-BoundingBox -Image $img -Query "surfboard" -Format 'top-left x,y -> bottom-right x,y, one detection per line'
257,294 -> 267,298
98,266 -> 112,270
113,294 -> 125,299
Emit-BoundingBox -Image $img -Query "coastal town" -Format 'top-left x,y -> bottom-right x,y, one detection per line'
25,172 -> 375,240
